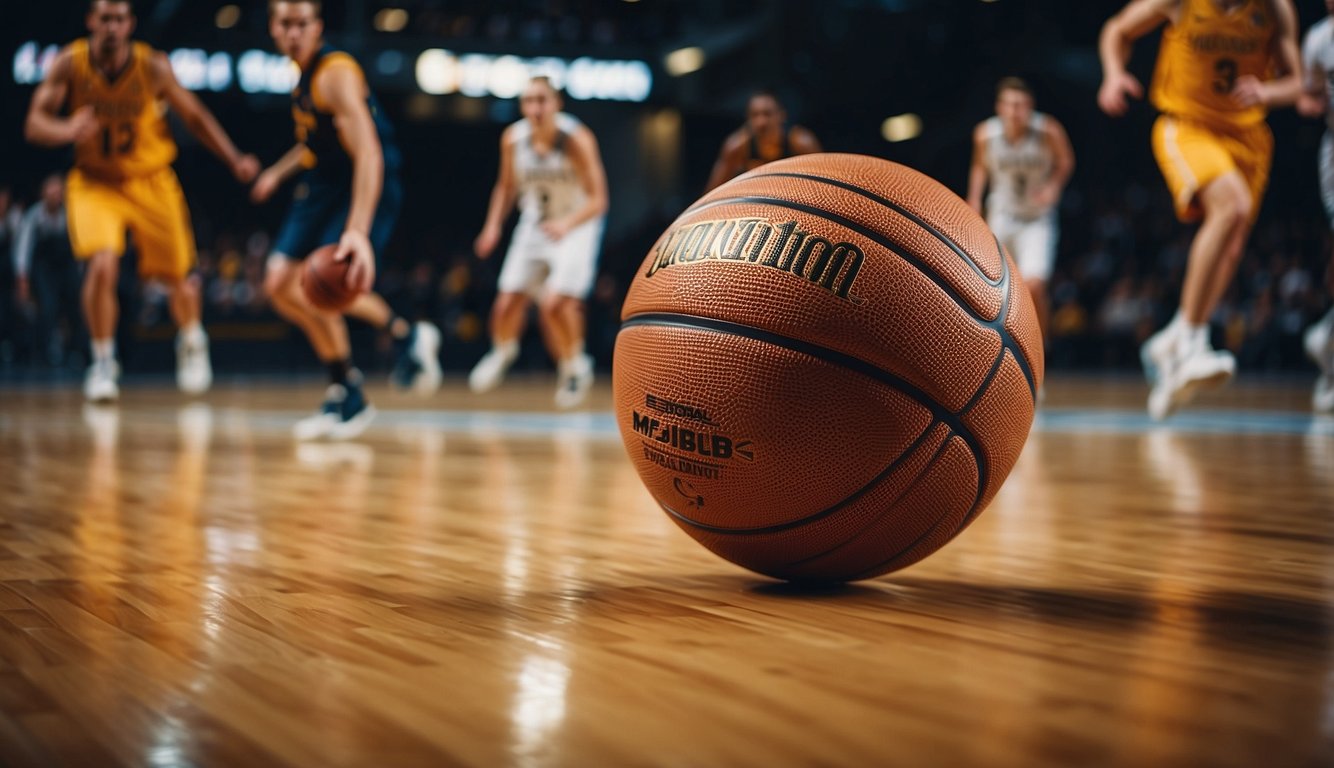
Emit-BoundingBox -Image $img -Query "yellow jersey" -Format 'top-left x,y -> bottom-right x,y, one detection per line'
1150,0 -> 1276,128
67,39 -> 177,179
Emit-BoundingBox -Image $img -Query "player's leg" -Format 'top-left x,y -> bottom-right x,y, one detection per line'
543,219 -> 601,408
125,170 -> 211,394
1012,215 -> 1056,345
66,171 -> 127,402
470,229 -> 539,393
1306,131 -> 1334,413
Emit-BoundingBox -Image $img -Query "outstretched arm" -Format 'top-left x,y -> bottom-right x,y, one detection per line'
251,144 -> 311,203
151,51 -> 258,183
1099,0 -> 1177,116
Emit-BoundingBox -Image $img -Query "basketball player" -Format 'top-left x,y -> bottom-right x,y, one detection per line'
470,76 -> 608,409
967,77 -> 1075,353
23,0 -> 260,402
1297,0 -> 1334,413
704,90 -> 822,193
253,0 -> 441,441
1099,0 -> 1302,420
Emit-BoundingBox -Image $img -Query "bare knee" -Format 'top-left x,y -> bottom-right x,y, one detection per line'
84,251 -> 119,290
1205,182 -> 1253,232
264,259 -> 300,307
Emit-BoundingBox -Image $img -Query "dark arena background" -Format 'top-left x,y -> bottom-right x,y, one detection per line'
0,1 -> 1332,766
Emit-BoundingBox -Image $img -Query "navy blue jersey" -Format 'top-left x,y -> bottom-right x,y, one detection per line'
291,45 -> 401,185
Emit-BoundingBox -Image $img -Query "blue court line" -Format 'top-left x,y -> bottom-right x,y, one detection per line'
238,407 -> 1334,439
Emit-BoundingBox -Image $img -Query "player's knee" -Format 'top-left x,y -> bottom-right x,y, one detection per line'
85,251 -> 118,286
263,260 -> 295,301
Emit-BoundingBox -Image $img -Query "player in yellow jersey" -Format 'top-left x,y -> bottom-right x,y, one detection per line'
1099,0 -> 1301,420
24,0 -> 258,403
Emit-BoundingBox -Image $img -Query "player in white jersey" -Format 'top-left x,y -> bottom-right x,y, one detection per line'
1298,0 -> 1334,413
471,76 -> 609,408
967,77 -> 1075,352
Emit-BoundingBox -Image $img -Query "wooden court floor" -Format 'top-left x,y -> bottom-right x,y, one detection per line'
0,375 -> 1331,767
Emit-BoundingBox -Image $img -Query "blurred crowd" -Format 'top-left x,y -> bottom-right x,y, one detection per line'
0,173 -> 1329,377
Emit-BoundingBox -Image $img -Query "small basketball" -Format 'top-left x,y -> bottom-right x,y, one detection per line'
301,243 -> 357,311
612,153 -> 1044,582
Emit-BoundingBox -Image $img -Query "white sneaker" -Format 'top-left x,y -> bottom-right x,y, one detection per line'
401,321 -> 442,396
1315,374 -> 1334,414
84,360 -> 120,403
469,345 -> 518,393
1148,345 -> 1235,422
1140,325 -> 1176,385
176,331 -> 212,395
554,353 -> 594,409
1305,312 -> 1334,413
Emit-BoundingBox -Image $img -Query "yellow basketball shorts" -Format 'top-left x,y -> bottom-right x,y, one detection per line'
1151,115 -> 1272,224
66,166 -> 197,280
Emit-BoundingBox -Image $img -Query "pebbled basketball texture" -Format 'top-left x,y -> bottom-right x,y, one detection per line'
302,243 -> 357,312
612,153 -> 1043,582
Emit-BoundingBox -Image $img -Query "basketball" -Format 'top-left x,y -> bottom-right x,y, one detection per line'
612,153 -> 1044,582
301,243 -> 358,311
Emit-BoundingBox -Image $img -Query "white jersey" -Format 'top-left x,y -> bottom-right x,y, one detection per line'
511,112 -> 586,225
1305,17 -> 1334,134
983,113 -> 1055,221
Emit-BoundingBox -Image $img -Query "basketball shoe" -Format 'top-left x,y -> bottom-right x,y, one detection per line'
392,321 -> 443,396
84,359 -> 120,403
1147,333 -> 1235,421
469,343 -> 518,393
295,381 -> 377,441
555,353 -> 594,409
1305,309 -> 1334,413
176,328 -> 212,395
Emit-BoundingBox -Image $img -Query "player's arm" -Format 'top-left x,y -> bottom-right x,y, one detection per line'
150,52 -> 258,183
1298,24 -> 1329,118
1034,117 -> 1075,208
251,143 -> 311,203
12,207 -> 37,303
704,132 -> 747,193
542,125 -> 609,241
318,61 -> 384,292
475,129 -> 518,259
789,127 -> 823,155
24,50 -> 97,147
965,122 -> 989,215
1233,0 -> 1303,109
1098,0 -> 1177,116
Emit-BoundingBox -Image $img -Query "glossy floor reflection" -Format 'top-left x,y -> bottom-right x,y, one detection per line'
0,377 -> 1331,767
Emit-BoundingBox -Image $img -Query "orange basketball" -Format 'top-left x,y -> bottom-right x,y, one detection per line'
301,243 -> 358,311
612,153 -> 1043,582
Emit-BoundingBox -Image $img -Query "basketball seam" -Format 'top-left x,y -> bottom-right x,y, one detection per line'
618,313 -> 990,522
958,349 -> 1007,417
654,420 -> 944,535
673,194 -> 1037,399
733,171 -> 1003,285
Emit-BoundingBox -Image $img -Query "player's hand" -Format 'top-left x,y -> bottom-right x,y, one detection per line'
474,225 -> 501,259
251,168 -> 282,204
1297,93 -> 1327,119
1097,72 -> 1143,117
540,218 -> 571,241
232,154 -> 261,185
67,106 -> 99,144
334,229 -> 375,293
1031,183 -> 1061,209
1230,75 -> 1268,109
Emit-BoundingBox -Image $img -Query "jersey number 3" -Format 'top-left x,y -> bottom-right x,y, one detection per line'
101,122 -> 136,157
1212,59 -> 1238,95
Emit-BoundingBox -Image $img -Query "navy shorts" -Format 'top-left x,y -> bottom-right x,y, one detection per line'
273,171 -> 402,262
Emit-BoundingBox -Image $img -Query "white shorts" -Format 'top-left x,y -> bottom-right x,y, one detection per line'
497,216 -> 604,299
988,211 -> 1058,283
1320,132 -> 1334,230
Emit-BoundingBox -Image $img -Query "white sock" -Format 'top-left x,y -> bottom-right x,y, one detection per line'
179,321 -> 206,347
496,340 -> 519,361
91,338 -> 115,364
1186,323 -> 1208,353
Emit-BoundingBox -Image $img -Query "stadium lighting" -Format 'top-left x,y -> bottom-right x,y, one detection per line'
215,5 -> 241,29
664,47 -> 705,77
881,113 -> 923,142
374,8 -> 410,33
414,49 -> 652,103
